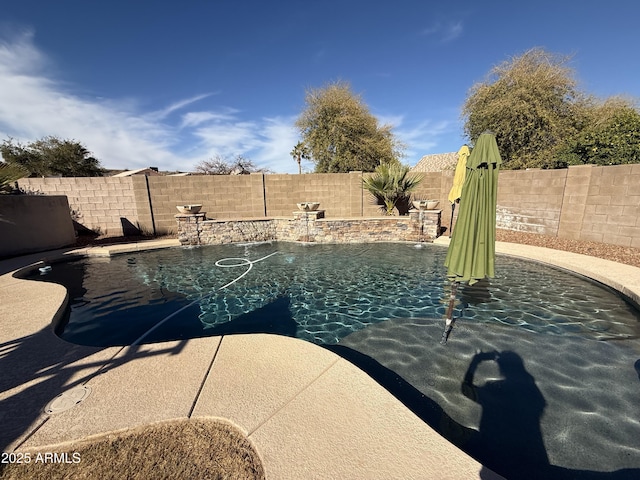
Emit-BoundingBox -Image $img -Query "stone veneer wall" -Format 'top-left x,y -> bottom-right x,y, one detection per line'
176,210 -> 441,245
177,216 -> 277,245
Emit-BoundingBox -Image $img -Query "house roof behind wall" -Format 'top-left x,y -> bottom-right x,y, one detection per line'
412,152 -> 458,172
111,167 -> 161,177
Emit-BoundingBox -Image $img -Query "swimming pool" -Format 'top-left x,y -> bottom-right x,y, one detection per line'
42,242 -> 639,346
34,242 -> 640,479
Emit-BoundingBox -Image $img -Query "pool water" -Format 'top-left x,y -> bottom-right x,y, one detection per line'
43,242 -> 639,346
34,242 -> 640,479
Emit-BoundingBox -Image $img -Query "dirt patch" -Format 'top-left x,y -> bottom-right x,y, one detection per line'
496,229 -> 640,268
0,418 -> 265,480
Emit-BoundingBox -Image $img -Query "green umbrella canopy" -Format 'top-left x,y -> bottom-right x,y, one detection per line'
444,132 -> 502,285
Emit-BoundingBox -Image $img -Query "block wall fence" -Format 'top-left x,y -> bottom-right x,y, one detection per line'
0,195 -> 76,257
16,163 -> 640,248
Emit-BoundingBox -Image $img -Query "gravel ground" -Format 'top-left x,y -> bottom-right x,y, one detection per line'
496,229 -> 640,268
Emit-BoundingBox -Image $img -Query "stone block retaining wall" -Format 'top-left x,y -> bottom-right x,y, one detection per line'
176,210 -> 441,245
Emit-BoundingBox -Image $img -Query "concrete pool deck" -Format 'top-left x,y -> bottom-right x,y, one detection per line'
1,238 -> 639,479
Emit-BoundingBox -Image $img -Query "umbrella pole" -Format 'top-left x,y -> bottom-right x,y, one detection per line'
449,203 -> 456,237
441,281 -> 458,345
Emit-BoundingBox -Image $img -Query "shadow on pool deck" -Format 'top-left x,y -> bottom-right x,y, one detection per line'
0,290 -> 298,451
0,325 -> 188,452
0,327 -> 97,451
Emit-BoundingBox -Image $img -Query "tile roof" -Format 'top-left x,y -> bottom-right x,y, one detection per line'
411,152 -> 458,172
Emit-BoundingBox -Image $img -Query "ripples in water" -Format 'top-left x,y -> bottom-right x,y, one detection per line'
39,241 -> 640,345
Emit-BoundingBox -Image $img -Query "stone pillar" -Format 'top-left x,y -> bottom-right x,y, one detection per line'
292,210 -> 325,220
176,213 -> 206,245
292,210 -> 325,242
409,209 -> 441,241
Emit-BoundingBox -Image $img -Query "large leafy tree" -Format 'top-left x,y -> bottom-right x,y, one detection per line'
295,81 -> 403,173
556,97 -> 640,167
0,136 -> 104,177
462,48 -> 585,169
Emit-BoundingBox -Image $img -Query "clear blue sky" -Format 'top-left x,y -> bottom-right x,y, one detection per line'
1,0 -> 639,173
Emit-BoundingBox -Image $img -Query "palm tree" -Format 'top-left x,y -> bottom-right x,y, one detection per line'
0,162 -> 29,193
290,141 -> 309,174
363,163 -> 423,215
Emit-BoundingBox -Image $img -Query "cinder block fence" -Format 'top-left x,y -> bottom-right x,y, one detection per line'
15,163 -> 640,249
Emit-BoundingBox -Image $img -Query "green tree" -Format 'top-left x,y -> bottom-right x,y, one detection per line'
362,163 -> 422,215
0,136 -> 104,177
295,81 -> 404,173
0,162 -> 29,193
556,97 -> 640,167
462,48 -> 584,169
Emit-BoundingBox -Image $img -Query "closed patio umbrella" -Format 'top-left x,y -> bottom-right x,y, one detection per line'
447,145 -> 470,237
441,132 -> 502,344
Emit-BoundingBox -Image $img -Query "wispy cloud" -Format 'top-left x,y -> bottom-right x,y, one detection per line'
0,31 -> 303,173
0,30 -> 455,175
192,121 -> 260,154
421,20 -> 464,43
313,47 -> 327,63
0,31 -> 186,169
180,109 -> 238,128
189,115 -> 300,172
392,117 -> 459,165
256,117 -> 300,172
375,113 -> 405,129
370,109 -> 458,165
146,93 -> 215,121
442,22 -> 463,42
0,27 -> 46,75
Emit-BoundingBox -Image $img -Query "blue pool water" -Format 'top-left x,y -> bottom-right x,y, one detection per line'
32,242 -> 640,480
39,242 -> 640,347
